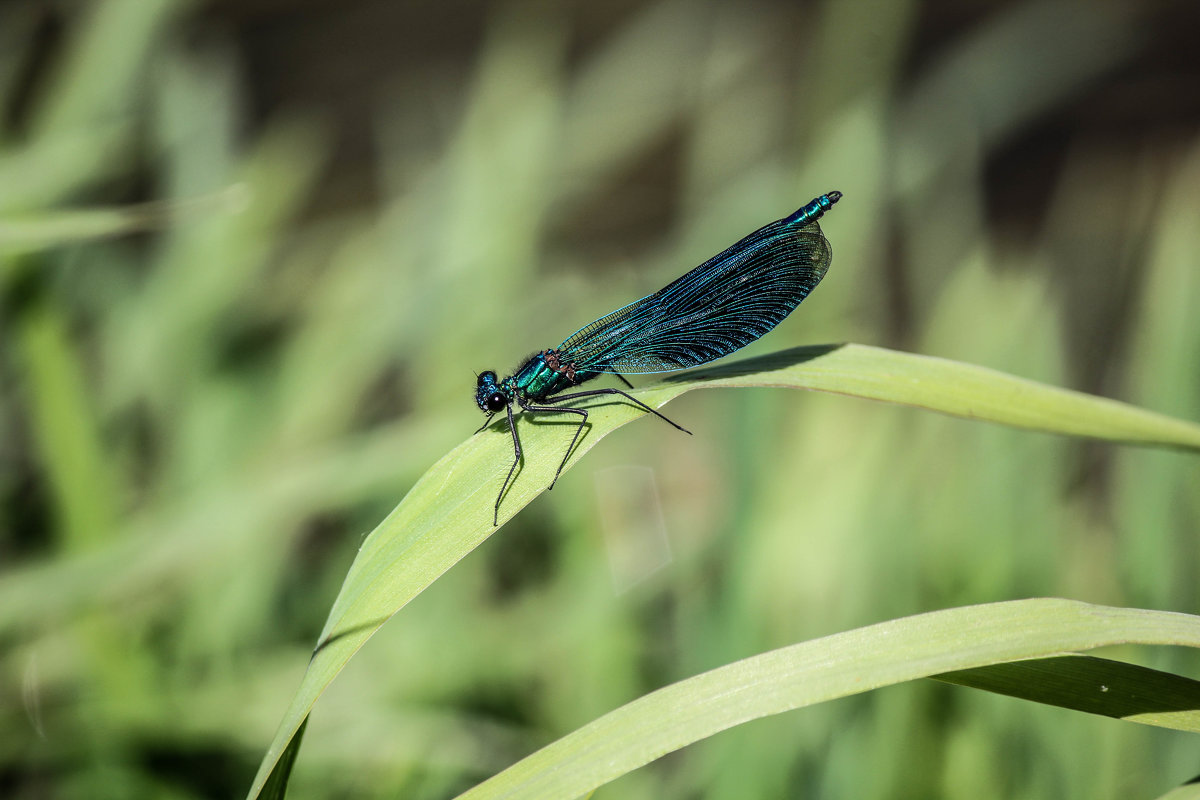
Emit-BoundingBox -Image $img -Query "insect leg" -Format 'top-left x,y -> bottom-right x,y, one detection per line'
474,412 -> 496,435
613,372 -> 634,389
538,388 -> 692,435
493,403 -> 521,526
519,400 -> 588,491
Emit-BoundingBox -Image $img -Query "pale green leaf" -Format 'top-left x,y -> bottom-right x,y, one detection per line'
248,344 -> 1200,798
452,600 -> 1200,800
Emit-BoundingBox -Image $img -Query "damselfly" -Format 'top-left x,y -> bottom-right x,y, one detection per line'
475,191 -> 842,524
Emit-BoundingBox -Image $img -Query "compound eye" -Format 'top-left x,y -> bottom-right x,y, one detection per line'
477,371 -> 496,388
486,392 -> 507,412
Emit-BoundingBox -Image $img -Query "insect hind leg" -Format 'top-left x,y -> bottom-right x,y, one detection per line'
538,388 -> 692,435
519,400 -> 589,490
501,389 -> 690,521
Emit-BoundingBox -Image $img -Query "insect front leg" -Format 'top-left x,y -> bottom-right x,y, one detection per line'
474,412 -> 496,435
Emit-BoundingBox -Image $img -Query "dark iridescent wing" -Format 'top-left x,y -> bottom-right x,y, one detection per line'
557,205 -> 834,375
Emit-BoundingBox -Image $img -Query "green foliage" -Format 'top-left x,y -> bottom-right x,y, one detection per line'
248,344 -> 1200,797
454,602 -> 1200,800
2,2 -> 1200,799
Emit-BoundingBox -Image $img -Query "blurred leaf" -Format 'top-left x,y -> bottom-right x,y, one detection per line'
9,264 -> 120,551
559,0 -> 710,198
0,190 -> 247,255
0,0 -> 188,214
449,600 -> 1200,800
248,343 -> 1200,797
31,0 -> 187,137
0,413 -> 457,637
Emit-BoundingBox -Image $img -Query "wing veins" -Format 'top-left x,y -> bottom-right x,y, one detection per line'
558,219 -> 831,375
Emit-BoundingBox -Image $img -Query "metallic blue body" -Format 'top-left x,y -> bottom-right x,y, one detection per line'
511,352 -> 600,399
474,352 -> 602,410
475,191 -> 843,524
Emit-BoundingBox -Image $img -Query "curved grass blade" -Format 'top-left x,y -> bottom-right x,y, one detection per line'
659,344 -> 1200,449
452,600 -> 1200,800
247,344 -> 1200,798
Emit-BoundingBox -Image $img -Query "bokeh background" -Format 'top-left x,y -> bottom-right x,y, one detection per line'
2,0 -> 1199,797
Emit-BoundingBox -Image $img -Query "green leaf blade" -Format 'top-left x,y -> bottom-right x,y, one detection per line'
247,344 -> 1200,798
657,344 -> 1200,450
453,600 -> 1200,800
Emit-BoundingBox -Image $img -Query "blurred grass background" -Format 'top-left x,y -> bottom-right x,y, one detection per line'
1,0 -> 1198,797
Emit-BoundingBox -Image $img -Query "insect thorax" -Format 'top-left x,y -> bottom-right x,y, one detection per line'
510,349 -> 597,401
